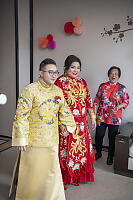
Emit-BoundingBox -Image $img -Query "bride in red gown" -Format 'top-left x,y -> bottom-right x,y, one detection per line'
55,55 -> 96,189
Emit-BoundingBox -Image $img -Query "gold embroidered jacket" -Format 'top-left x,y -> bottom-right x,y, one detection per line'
12,78 -> 76,147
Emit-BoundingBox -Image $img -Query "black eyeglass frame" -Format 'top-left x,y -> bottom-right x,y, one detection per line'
41,70 -> 59,76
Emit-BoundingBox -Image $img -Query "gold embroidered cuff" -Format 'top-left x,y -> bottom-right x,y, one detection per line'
12,137 -> 28,146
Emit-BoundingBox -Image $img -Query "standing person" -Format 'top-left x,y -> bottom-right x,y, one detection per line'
94,66 -> 129,165
11,58 -> 76,200
55,55 -> 96,189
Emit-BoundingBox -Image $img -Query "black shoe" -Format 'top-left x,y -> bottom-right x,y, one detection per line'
107,156 -> 113,165
95,152 -> 102,160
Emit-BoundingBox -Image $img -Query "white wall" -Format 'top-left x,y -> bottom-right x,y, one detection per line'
32,0 -> 133,144
33,0 -> 133,127
18,0 -> 30,93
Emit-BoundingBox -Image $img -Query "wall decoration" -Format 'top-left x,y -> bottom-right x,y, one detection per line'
38,34 -> 56,49
74,26 -> 83,35
48,40 -> 56,49
0,93 -> 7,105
64,16 -> 83,35
39,37 -> 48,48
47,34 -> 53,41
64,22 -> 74,34
72,16 -> 82,27
101,16 -> 133,43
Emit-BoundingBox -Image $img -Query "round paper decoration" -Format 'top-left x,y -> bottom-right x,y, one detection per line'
74,26 -> 83,35
48,40 -> 56,49
0,94 -> 7,105
72,17 -> 82,27
64,22 -> 74,34
47,34 -> 53,41
39,37 -> 48,48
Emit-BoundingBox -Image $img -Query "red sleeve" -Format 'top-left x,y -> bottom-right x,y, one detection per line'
93,84 -> 102,106
121,87 -> 129,109
55,77 -> 63,90
82,79 -> 95,117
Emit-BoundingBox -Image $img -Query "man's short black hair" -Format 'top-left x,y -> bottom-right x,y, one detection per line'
108,66 -> 121,78
39,58 -> 56,71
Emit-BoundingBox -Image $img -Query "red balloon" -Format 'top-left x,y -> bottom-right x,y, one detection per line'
47,34 -> 53,41
64,22 -> 74,34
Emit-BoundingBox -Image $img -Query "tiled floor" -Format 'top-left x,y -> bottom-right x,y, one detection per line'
0,148 -> 133,200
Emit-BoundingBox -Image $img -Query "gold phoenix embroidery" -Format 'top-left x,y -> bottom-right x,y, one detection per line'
69,126 -> 87,157
65,79 -> 86,108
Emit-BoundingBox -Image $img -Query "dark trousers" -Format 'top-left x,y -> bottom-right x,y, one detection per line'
95,122 -> 119,158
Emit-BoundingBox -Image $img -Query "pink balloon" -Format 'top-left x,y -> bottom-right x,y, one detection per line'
48,40 -> 56,49
74,26 -> 83,35
72,17 -> 82,27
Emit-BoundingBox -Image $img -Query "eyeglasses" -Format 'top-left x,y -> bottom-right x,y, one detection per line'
42,70 -> 59,76
110,72 -> 119,76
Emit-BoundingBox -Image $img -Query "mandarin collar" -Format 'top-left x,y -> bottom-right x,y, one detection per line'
109,81 -> 118,86
38,78 -> 54,89
64,73 -> 78,80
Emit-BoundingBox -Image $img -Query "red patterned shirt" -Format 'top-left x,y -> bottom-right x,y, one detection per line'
94,81 -> 129,125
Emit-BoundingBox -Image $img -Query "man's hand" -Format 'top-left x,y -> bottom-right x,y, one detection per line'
17,146 -> 27,151
59,124 -> 69,137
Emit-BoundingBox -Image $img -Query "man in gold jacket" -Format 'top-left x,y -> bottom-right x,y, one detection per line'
11,58 -> 76,200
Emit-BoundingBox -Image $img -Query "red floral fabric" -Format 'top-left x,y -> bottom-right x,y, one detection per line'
94,81 -> 129,125
55,74 -> 95,185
